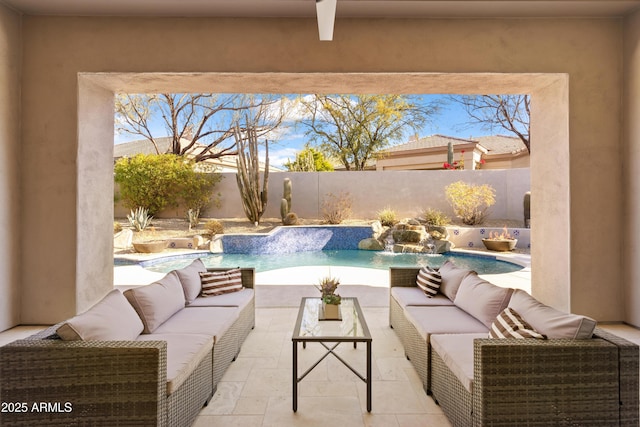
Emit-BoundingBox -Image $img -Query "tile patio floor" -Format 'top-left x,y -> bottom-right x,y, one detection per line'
2,259 -> 640,427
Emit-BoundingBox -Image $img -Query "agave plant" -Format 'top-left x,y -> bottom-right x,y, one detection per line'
127,207 -> 153,232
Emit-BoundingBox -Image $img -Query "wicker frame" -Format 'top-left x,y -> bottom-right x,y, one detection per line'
389,267 -> 640,426
0,268 -> 256,427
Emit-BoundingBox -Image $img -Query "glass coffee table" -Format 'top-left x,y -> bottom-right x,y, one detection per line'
292,297 -> 373,412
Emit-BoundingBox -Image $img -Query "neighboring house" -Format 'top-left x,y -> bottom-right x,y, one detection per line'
376,134 -> 529,171
113,137 -> 281,172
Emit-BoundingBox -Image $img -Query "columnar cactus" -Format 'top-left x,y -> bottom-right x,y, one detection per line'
281,178 -> 292,222
235,123 -> 269,224
524,191 -> 531,228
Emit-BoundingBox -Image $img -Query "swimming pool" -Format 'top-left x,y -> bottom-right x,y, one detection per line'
137,250 -> 524,275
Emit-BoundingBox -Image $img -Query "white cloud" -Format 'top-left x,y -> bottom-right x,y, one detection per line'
258,146 -> 300,168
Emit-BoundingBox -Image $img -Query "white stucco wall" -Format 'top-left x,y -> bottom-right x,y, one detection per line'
0,5 -> 21,332
11,16 -> 629,324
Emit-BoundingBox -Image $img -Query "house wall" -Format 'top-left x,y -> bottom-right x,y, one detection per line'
16,17 -> 625,324
623,9 -> 640,328
0,5 -> 21,332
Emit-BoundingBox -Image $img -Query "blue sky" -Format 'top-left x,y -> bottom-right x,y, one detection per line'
115,94 -> 494,168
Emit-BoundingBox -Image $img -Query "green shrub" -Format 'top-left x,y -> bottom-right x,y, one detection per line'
422,208 -> 451,226
114,153 -> 221,216
444,181 -> 496,225
377,207 -> 398,227
321,192 -> 352,224
203,219 -> 224,236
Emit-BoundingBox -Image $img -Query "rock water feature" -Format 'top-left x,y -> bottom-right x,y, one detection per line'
358,220 -> 454,254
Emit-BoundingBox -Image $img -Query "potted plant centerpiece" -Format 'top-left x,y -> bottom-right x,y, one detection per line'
482,226 -> 518,252
316,276 -> 342,320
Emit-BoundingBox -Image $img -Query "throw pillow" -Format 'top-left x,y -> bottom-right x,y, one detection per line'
489,307 -> 547,339
416,266 -> 442,297
200,268 -> 243,297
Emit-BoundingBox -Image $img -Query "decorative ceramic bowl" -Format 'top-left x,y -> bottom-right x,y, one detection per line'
481,238 -> 517,252
133,240 -> 168,253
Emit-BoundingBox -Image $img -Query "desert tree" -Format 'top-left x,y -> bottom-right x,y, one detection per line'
296,94 -> 437,171
115,93 -> 285,162
284,144 -> 334,172
449,95 -> 530,152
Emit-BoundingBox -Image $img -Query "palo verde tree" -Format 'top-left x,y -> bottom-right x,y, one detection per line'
296,94 -> 437,171
115,93 -> 284,162
448,95 -> 530,152
284,145 -> 334,171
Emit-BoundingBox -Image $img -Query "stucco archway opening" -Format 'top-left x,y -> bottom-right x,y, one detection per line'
77,72 -> 569,314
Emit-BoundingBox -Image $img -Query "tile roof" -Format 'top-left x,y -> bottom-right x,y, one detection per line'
384,134 -> 527,156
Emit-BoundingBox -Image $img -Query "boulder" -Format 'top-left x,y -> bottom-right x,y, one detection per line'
114,229 -> 133,249
427,225 -> 449,240
392,228 -> 426,243
371,221 -> 385,239
358,238 -> 385,251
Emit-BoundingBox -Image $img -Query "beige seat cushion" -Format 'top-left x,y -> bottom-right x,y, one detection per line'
136,333 -> 213,395
153,306 -> 239,344
175,258 -> 207,304
57,289 -> 144,341
124,271 -> 186,333
454,273 -> 514,328
391,287 -> 454,309
187,287 -> 254,310
404,306 -> 488,342
431,333 -> 487,393
508,289 -> 597,339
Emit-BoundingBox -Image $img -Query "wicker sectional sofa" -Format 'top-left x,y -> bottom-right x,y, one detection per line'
389,263 -> 639,427
0,261 -> 254,427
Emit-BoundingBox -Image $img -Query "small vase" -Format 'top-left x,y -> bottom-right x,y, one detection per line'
322,302 -> 341,320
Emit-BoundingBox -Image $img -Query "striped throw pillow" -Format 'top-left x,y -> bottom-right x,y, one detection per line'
199,269 -> 243,297
416,266 -> 442,298
489,307 -> 547,339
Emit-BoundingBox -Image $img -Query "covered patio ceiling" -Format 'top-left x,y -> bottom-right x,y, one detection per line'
2,0 -> 640,18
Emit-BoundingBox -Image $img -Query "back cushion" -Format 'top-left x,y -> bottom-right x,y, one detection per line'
508,289 -> 597,339
175,258 -> 207,304
200,268 -> 244,297
438,260 -> 474,301
454,273 -> 514,329
124,271 -> 186,333
57,290 -> 143,341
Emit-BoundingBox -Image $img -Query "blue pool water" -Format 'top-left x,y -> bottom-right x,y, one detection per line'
137,250 -> 524,275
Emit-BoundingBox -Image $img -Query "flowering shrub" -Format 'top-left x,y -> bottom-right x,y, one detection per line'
445,181 -> 496,225
443,150 -> 465,170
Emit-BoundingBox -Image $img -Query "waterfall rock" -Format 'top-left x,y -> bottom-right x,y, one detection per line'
358,238 -> 385,251
114,229 -> 133,249
371,221 -> 385,239
392,228 -> 426,243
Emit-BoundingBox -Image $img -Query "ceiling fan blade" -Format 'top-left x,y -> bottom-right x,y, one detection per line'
316,0 -> 337,41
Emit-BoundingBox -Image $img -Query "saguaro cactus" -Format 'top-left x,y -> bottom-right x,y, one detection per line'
235,124 -> 269,224
447,141 -> 454,165
524,191 -> 531,228
281,178 -> 292,222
